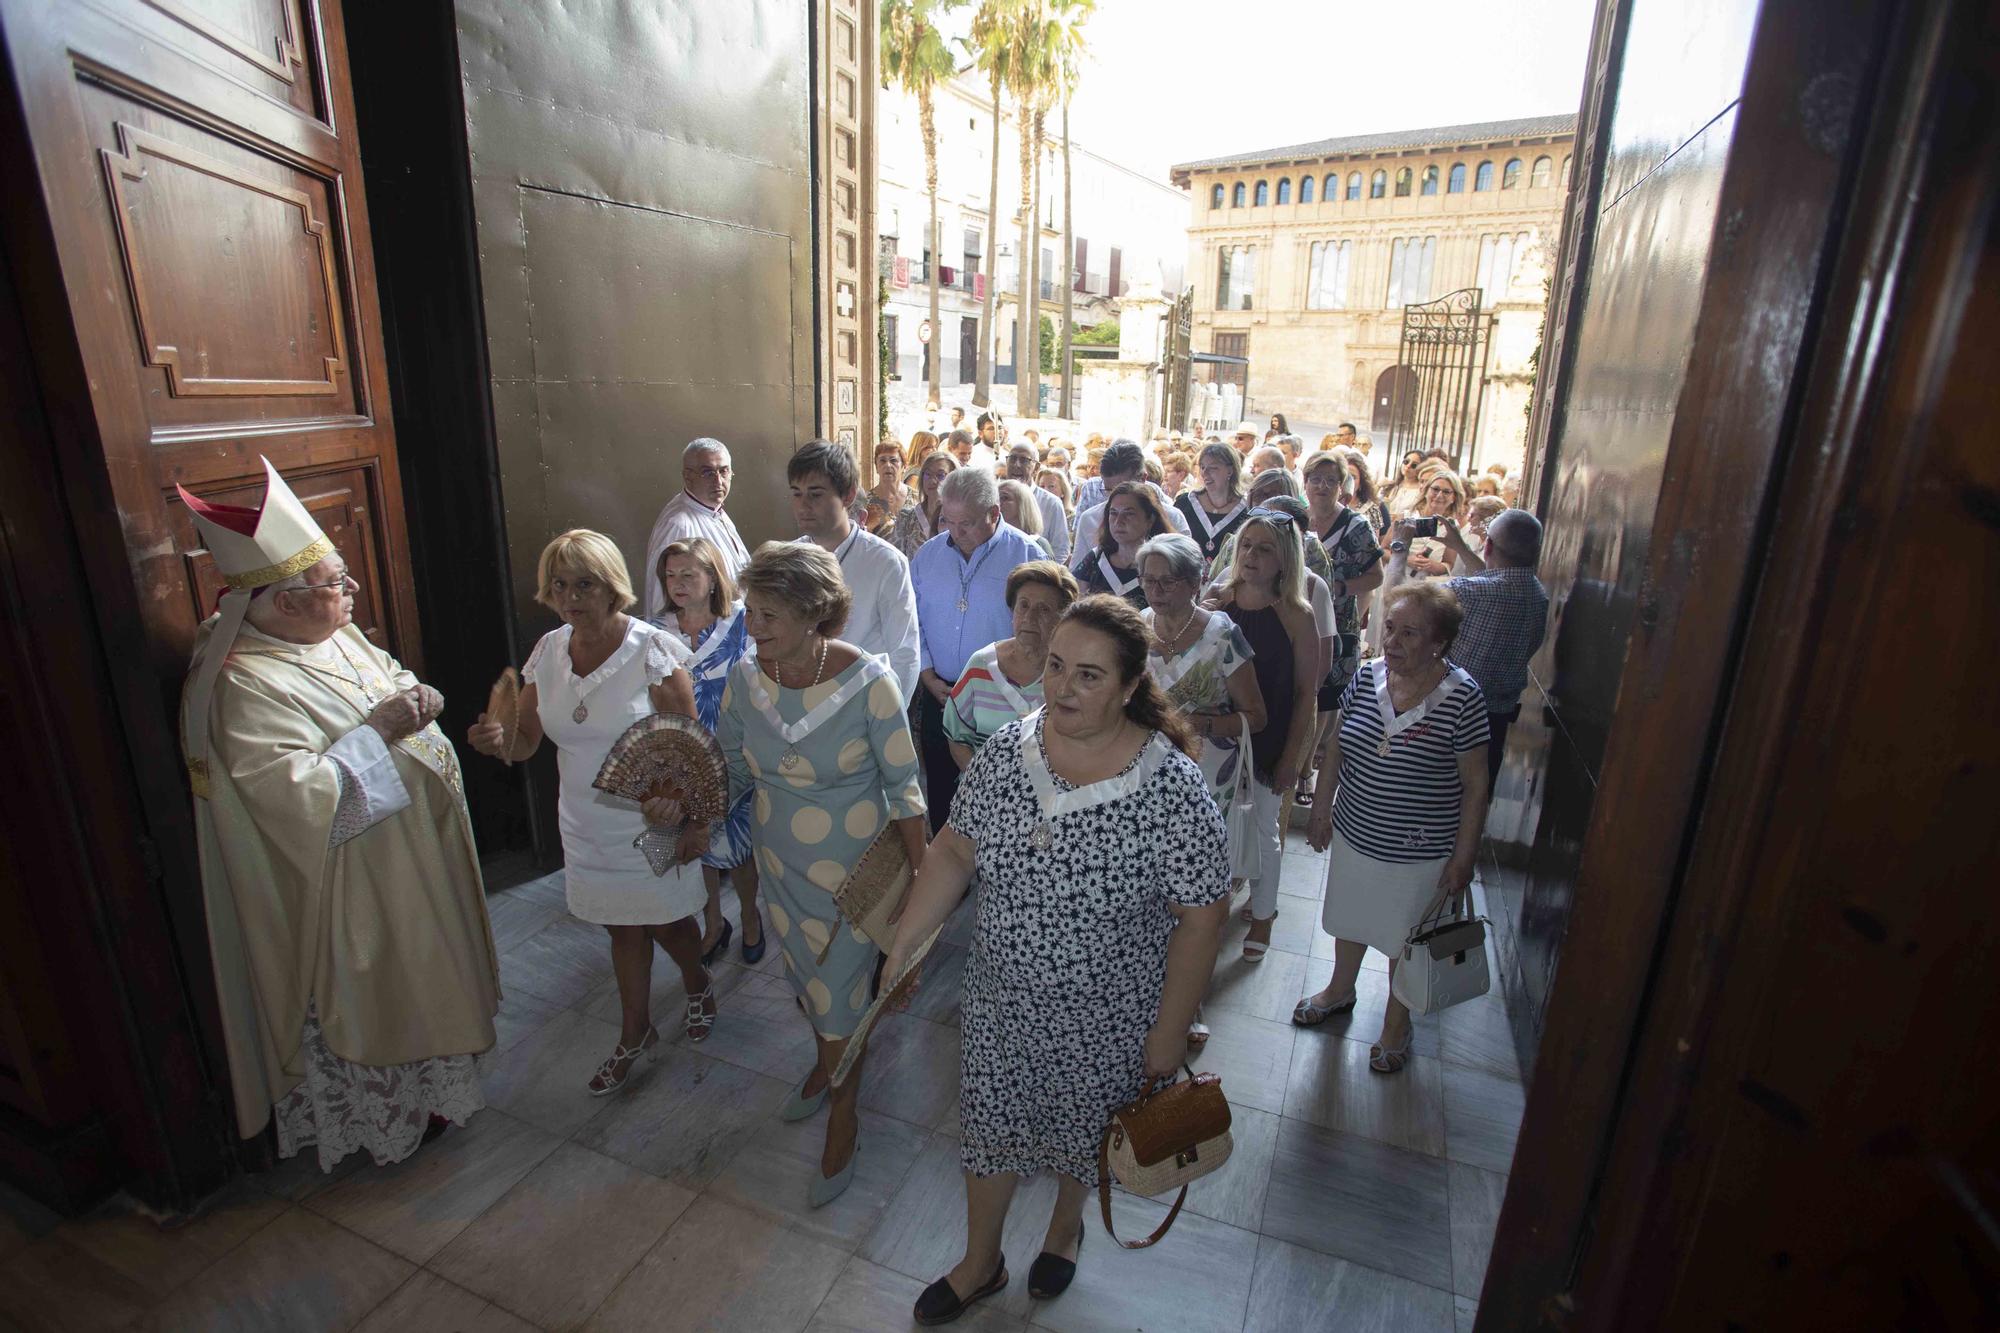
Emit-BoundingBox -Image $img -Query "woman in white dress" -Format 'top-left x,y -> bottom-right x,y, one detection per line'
469,530 -> 715,1096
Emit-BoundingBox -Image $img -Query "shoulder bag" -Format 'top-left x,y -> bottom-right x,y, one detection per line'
1223,713 -> 1259,881
1390,897 -> 1491,1015
1097,1068 -> 1233,1249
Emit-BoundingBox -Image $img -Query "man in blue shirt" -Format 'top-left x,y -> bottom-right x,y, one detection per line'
910,466 -> 1040,830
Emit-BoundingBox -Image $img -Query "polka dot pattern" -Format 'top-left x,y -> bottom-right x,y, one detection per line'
767,900 -> 792,937
805,976 -> 833,1015
882,728 -> 916,769
754,789 -> 772,825
843,800 -> 879,840
798,916 -> 832,958
868,677 -> 902,719
780,753 -> 818,788
791,807 -> 833,845
837,737 -> 870,774
806,859 -> 847,892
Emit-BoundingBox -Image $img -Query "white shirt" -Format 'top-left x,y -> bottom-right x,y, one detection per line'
816,526 -> 922,702
643,491 -> 750,619
1073,482 -> 1192,556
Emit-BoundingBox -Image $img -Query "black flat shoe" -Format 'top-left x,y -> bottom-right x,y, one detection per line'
914,1259 -> 1008,1326
1028,1230 -> 1082,1299
700,917 -> 732,967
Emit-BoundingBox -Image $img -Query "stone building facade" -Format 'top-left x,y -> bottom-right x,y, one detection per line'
878,72 -> 1186,402
1172,114 -> 1574,472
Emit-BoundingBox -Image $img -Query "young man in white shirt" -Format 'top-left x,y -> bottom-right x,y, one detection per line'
643,437 -> 751,619
789,439 -> 922,702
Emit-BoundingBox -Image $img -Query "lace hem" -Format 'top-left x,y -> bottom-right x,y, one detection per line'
273,1004 -> 485,1173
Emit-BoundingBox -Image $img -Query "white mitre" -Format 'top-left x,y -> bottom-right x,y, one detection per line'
178,458 -> 335,796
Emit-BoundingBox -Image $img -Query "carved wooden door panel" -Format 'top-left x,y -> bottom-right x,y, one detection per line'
0,0 -> 420,697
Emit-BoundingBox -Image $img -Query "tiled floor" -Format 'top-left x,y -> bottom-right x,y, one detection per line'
0,831 -> 1522,1333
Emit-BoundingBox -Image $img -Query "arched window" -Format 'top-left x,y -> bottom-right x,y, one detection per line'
1231,182 -> 1245,207
1325,172 -> 1339,201
1275,177 -> 1291,204
1298,174 -> 1314,204
1210,184 -> 1224,209
1345,172 -> 1361,200
1561,154 -> 1572,186
1394,167 -> 1412,197
1253,180 -> 1269,206
1531,156 -> 1552,188
1474,160 -> 1494,191
1502,158 -> 1523,189
1447,163 -> 1466,193
1421,165 -> 1439,196
1370,169 -> 1387,199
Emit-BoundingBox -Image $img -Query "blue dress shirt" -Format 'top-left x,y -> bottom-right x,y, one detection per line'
910,522 -> 1042,682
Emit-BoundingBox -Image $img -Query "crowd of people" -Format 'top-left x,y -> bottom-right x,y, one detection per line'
178,411 -> 1550,1327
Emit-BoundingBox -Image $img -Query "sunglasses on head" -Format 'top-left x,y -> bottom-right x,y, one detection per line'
1246,507 -> 1297,528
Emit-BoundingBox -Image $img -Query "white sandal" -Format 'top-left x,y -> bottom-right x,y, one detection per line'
685,977 -> 717,1043
588,1026 -> 659,1096
1241,910 -> 1277,962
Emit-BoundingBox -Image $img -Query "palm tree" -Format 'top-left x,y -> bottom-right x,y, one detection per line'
1006,0 -> 1052,416
882,0 -> 961,410
966,1 -> 1014,408
1048,1 -> 1093,420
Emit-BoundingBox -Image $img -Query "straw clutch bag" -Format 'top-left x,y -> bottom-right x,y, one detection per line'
1098,1069 -> 1234,1249
592,714 -> 729,875
815,827 -> 912,963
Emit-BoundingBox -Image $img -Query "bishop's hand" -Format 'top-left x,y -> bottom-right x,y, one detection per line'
367,690 -> 428,744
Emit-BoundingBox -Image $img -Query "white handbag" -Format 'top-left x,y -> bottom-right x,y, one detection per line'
1221,714 -> 1260,881
1390,898 -> 1491,1015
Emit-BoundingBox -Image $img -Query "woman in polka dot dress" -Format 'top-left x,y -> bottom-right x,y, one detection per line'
702,542 -> 929,1208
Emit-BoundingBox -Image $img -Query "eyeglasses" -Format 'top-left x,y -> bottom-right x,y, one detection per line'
291,572 -> 356,593
1138,574 -> 1188,590
687,465 -> 731,480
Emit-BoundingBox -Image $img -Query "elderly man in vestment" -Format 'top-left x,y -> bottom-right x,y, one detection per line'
179,459 -> 499,1171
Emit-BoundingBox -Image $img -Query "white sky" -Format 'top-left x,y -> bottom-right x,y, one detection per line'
938,0 -> 1599,182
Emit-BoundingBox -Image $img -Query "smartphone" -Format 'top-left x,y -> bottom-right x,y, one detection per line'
1405,516 -> 1440,538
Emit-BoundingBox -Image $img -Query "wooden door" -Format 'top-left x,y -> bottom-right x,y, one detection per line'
0,0 -> 420,700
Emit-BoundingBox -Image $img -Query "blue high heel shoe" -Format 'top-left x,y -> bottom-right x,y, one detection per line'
741,912 -> 766,965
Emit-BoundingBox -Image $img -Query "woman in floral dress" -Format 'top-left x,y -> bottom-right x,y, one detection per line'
885,596 -> 1230,1324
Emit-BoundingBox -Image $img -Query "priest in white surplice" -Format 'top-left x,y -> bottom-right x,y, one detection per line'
179,460 -> 499,1171
642,437 -> 752,618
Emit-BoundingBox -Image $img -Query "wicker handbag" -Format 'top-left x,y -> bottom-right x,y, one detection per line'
1097,1069 -> 1233,1249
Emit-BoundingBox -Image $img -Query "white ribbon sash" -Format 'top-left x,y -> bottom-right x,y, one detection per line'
1372,659 -> 1472,741
738,656 -> 885,746
982,646 -> 1038,717
1147,613 -> 1226,696
1096,554 -> 1139,597
1189,497 -> 1245,547
1019,709 -> 1167,824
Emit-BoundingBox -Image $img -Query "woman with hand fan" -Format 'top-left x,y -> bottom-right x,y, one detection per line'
467,531 -> 716,1097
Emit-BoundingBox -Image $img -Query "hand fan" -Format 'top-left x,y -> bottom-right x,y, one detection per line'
829,923 -> 941,1088
592,714 -> 729,876
486,667 -> 521,766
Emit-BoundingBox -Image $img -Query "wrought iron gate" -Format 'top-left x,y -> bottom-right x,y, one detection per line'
1388,289 -> 1492,471
1160,287 -> 1193,432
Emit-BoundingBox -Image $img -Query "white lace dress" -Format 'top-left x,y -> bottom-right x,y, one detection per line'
526,618 -> 707,925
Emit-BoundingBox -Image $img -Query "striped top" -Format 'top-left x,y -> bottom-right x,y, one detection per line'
1331,658 -> 1489,862
943,641 -> 1043,753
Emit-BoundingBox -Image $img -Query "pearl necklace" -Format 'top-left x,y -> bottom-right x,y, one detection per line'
1153,603 -> 1198,654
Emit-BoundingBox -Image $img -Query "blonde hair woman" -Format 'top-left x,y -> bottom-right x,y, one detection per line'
997,479 -> 1052,559
468,530 -> 715,1095
1212,509 -> 1320,959
890,452 -> 959,560
1405,469 -> 1470,578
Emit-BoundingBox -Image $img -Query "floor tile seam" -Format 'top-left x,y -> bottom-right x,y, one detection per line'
87,1195 -> 301,1320
338,1266 -> 424,1333
1250,1235 -> 1463,1317
1269,1107 -> 1453,1165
